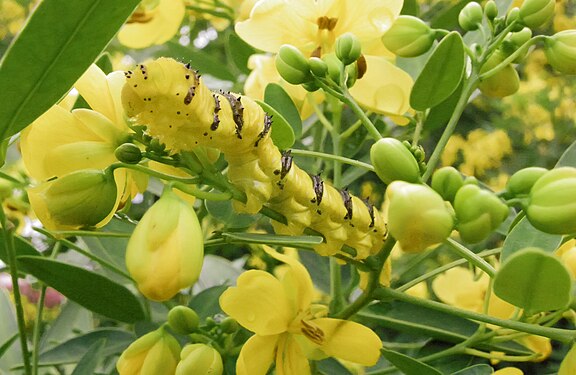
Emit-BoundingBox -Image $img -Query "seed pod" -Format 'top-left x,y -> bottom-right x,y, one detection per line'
370,138 -> 421,185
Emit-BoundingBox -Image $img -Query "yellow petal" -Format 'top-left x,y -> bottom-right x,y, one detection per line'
493,368 -> 524,375
276,333 -> 311,375
432,267 -> 489,312
236,334 -> 278,375
332,0 -> 402,41
559,343 -> 576,375
219,270 -> 292,335
348,56 -> 413,121
311,318 -> 382,366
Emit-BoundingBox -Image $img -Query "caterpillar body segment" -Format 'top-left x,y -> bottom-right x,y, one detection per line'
122,57 -> 386,259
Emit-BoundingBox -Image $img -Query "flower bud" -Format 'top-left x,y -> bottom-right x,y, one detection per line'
276,45 -> 313,85
370,138 -> 421,185
544,30 -> 576,75
501,28 -> 533,62
526,167 -> 576,234
335,32 -> 362,65
115,143 -> 143,164
459,2 -> 483,31
431,166 -> 464,202
168,306 -> 199,334
382,16 -> 435,58
484,0 -> 498,20
479,50 -> 520,98
506,7 -> 521,26
386,181 -> 454,253
27,169 -> 118,230
322,53 -> 344,83
308,57 -> 328,77
453,184 -> 509,243
519,0 -> 555,28
506,167 -> 548,197
117,328 -> 180,375
175,344 -> 223,375
219,317 -> 240,333
126,188 -> 204,301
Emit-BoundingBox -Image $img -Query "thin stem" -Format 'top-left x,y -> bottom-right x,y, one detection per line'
444,238 -> 496,278
340,118 -> 365,140
47,230 -> 131,238
479,36 -> 546,81
290,149 -> 374,172
463,348 -> 541,362
107,163 -> 199,184
171,182 -> 232,201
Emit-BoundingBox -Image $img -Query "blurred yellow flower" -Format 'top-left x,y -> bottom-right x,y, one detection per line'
188,0 -> 258,30
219,247 -> 382,374
118,0 -> 186,49
0,0 -> 26,40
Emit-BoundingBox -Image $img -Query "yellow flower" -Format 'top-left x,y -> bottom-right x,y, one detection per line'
118,0 -> 186,49
235,0 -> 413,122
0,0 -> 26,40
559,343 -> 576,375
188,0 -> 259,30
219,247 -> 382,374
116,328 -> 180,375
494,368 -> 523,375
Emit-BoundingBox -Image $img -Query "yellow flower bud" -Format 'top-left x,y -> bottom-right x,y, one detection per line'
175,344 -> 223,375
126,188 -> 204,301
27,169 -> 118,231
519,0 -> 555,29
544,30 -> 576,75
479,50 -> 520,98
116,328 -> 180,375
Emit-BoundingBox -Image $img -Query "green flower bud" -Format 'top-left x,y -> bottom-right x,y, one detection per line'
115,143 -> 143,164
386,181 -> 454,253
382,16 -> 435,58
168,306 -> 199,334
308,57 -> 328,77
479,50 -> 520,98
345,61 -> 358,88
335,32 -> 362,65
370,138 -> 421,185
459,2 -> 483,31
27,169 -> 118,231
502,28 -> 533,62
506,7 -> 521,26
519,0 -> 555,28
219,317 -> 239,333
302,81 -> 320,92
126,188 -> 204,301
544,30 -> 576,75
431,166 -> 464,202
506,167 -> 548,196
321,53 -> 344,83
276,45 -> 313,85
175,344 -> 223,375
526,167 -> 576,234
117,328 -> 180,375
484,0 -> 498,20
453,184 -> 509,243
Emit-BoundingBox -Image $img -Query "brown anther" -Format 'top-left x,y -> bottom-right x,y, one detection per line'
317,16 -> 338,31
301,320 -> 324,345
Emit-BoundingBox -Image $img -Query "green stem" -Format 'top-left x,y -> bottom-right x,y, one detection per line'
340,118 -> 365,140
290,149 -> 374,172
0,206 -> 31,375
171,182 -> 232,201
479,36 -> 546,81
47,230 -> 131,238
444,238 -> 496,278
107,163 -> 199,184
375,287 -> 576,343
463,348 -> 541,362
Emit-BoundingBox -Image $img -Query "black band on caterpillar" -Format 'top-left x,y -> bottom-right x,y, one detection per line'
121,57 -> 386,259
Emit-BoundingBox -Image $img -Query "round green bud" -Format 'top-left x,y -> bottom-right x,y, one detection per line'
453,184 -> 509,243
544,30 -> 576,75
386,181 -> 454,253
219,317 -> 239,333
484,0 -> 498,20
431,166 -> 464,203
382,16 -> 435,58
276,45 -> 313,85
519,0 -> 555,28
308,57 -> 328,77
479,50 -> 520,98
506,167 -> 548,197
205,317 -> 217,328
370,138 -> 422,185
506,7 -> 520,26
508,27 -> 533,47
167,306 -> 199,334
335,32 -> 362,65
115,143 -> 143,164
321,53 -> 344,83
459,2 -> 484,31
526,167 -> 576,234
302,81 -> 320,92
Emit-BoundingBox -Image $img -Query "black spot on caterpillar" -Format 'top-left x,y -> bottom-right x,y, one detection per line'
121,57 -> 386,259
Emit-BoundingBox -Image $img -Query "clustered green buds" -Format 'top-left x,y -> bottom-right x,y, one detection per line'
386,181 -> 454,253
308,57 -> 328,77
431,166 -> 464,203
115,143 -> 143,164
27,169 -> 118,230
526,167 -> 576,234
168,306 -> 200,334
484,0 -> 498,20
370,138 -> 421,185
479,50 -> 520,98
382,16 -> 436,58
175,344 -> 223,375
544,30 -> 576,75
453,184 -> 509,243
335,32 -> 362,65
519,0 -> 555,29
506,167 -> 548,196
276,45 -> 313,85
116,328 -> 180,375
458,2 -> 483,31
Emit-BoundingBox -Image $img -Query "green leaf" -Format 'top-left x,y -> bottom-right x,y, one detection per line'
0,0 -> 141,139
70,338 -> 106,375
0,333 -> 18,362
221,232 -> 324,248
410,32 -> 465,111
451,364 -> 494,375
204,199 -> 257,229
0,290 -> 20,373
188,285 -> 228,319
317,358 -> 353,375
430,0 -> 473,29
255,99 -> 296,149
39,302 -> 94,353
0,233 -> 39,268
17,256 -> 144,323
264,83 -> 302,138
226,31 -> 257,75
556,138 -> 576,167
424,79 -> 464,131
381,348 -> 443,375
494,248 -> 572,314
501,217 -> 563,261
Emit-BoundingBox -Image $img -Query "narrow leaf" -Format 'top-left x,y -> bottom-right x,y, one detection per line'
70,338 -> 107,375
222,232 -> 323,248
501,217 -> 562,260
188,285 -> 228,319
0,290 -> 21,372
264,83 -> 302,138
0,333 -> 18,362
0,233 -> 39,267
410,32 -> 465,111
17,256 -> 144,323
381,348 -> 443,375
556,138 -> 576,167
0,0 -> 141,138
451,364 -> 494,375
255,99 -> 296,149
226,31 -> 256,75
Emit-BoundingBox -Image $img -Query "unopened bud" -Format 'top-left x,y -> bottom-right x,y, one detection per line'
276,45 -> 312,85
370,138 -> 421,185
382,16 -> 435,58
506,167 -> 548,196
544,30 -> 576,75
479,50 -> 520,97
168,306 -> 199,334
459,2 -> 483,31
431,166 -> 464,203
175,344 -> 223,375
335,32 -> 362,65
115,143 -> 142,164
519,0 -> 555,28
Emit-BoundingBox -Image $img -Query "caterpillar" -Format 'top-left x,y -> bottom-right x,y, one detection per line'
122,57 -> 386,259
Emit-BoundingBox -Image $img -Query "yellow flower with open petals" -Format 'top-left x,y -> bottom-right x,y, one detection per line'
219,247 -> 382,374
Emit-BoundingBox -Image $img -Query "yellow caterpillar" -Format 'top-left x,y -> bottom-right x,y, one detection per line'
122,57 -> 386,259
